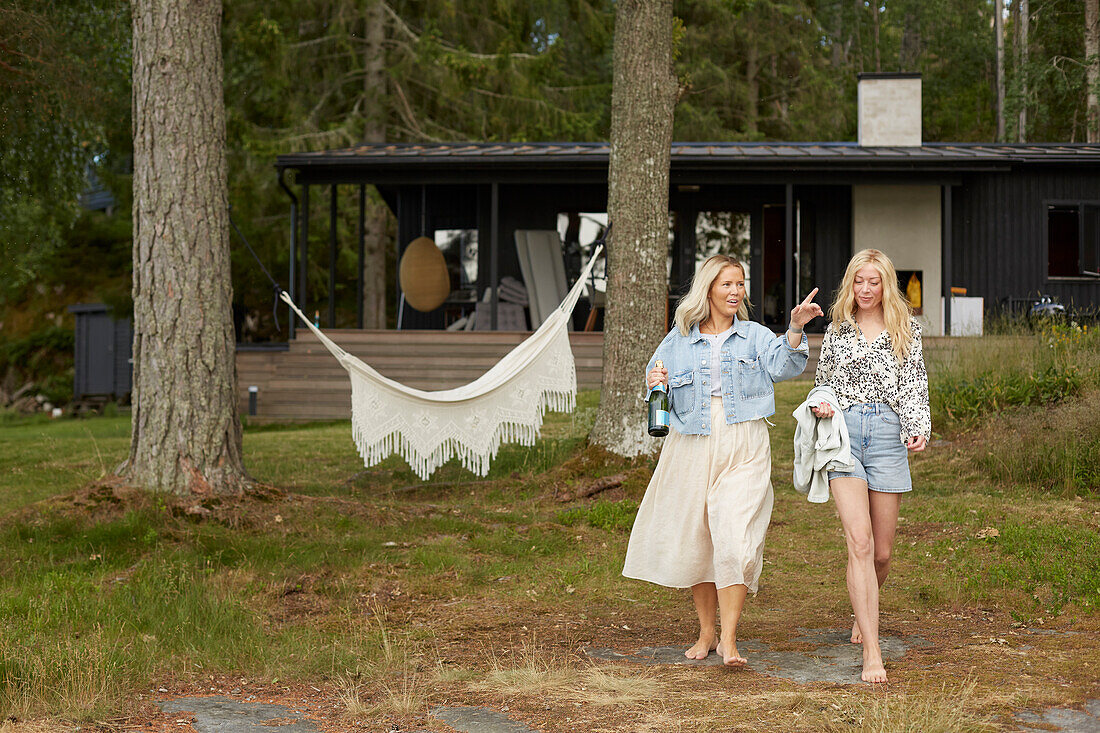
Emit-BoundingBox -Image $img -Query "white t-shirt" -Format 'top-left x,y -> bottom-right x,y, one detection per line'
700,326 -> 734,397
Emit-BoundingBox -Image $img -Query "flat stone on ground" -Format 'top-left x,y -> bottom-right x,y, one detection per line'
431,705 -> 538,732
1015,700 -> 1100,732
585,628 -> 930,685
157,696 -> 318,733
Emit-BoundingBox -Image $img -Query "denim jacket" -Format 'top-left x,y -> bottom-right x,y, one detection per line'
644,319 -> 809,435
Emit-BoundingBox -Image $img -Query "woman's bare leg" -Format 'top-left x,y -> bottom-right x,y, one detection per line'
852,491 -> 900,643
831,478 -> 887,683
716,583 -> 749,667
686,583 -> 719,659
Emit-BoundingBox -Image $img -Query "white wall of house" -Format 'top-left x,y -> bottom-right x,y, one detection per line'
852,184 -> 942,336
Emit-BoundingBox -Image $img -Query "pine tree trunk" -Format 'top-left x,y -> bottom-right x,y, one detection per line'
1088,0 -> 1100,142
589,0 -> 678,458
995,0 -> 1006,141
1018,0 -> 1029,142
746,44 -> 760,137
361,0 -> 388,329
124,0 -> 250,495
871,0 -> 882,72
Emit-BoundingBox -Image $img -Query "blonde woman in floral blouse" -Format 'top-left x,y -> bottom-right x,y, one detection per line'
811,248 -> 931,684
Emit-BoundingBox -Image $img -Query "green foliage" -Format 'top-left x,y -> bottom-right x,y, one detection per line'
961,522 -> 1100,616
0,327 -> 75,404
931,363 -> 1080,427
0,0 -> 131,299
975,388 -> 1100,497
557,499 -> 639,532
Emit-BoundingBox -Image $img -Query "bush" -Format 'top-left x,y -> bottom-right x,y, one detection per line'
0,326 -> 75,405
931,364 -> 1080,428
928,321 -> 1100,432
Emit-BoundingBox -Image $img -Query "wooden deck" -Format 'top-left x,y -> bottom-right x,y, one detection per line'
236,331 -> 830,423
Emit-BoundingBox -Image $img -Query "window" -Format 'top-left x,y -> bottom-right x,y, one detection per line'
1047,203 -> 1100,278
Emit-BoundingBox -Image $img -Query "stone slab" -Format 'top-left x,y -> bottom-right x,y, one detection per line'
431,705 -> 537,732
1014,700 -> 1100,732
157,696 -> 318,733
585,628 -> 930,685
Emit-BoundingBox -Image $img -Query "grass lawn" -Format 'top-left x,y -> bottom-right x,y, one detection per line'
1,344 -> 1099,731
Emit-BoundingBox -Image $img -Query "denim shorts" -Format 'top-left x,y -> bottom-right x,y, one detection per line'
826,403 -> 912,493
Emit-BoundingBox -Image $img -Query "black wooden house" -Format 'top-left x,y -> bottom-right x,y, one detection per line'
275,74 -> 1100,339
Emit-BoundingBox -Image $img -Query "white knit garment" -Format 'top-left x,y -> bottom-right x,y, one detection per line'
280,246 -> 601,481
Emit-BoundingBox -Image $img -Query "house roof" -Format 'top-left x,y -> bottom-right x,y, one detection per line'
278,141 -> 1100,169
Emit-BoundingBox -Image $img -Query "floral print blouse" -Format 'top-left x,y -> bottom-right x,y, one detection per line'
813,318 -> 931,440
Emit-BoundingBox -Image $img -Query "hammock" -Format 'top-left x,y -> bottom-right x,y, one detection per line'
280,245 -> 603,481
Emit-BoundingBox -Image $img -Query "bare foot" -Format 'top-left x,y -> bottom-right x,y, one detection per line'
851,620 -> 862,644
716,640 -> 747,668
861,655 -> 888,684
684,633 -> 718,660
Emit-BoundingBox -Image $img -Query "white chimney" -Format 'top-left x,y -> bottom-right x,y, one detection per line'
857,73 -> 922,147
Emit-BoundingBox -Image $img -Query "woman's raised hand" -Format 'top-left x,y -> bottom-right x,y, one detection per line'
647,365 -> 668,389
790,287 -> 824,330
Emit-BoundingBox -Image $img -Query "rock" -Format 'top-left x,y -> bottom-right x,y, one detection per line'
158,696 -> 319,732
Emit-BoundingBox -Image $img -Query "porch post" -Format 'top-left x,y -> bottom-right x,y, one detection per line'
942,184 -> 953,336
749,210 -> 763,323
490,182 -> 499,330
784,183 -> 794,325
357,184 -> 366,329
328,184 -> 337,328
278,169 -> 297,340
299,183 -> 309,318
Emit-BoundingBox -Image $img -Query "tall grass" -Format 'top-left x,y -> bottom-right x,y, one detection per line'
928,320 -> 1100,432
927,320 -> 1100,496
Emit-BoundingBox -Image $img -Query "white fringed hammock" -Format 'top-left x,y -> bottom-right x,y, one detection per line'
280,245 -> 603,481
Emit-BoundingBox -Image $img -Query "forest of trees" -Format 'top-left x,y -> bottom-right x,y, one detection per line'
0,0 -> 1097,397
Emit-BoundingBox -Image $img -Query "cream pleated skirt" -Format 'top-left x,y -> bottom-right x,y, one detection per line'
623,397 -> 774,592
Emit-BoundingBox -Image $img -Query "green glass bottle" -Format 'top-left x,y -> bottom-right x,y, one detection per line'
648,360 -> 670,437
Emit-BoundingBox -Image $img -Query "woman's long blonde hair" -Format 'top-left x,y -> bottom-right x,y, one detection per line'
829,248 -> 913,361
674,255 -> 751,336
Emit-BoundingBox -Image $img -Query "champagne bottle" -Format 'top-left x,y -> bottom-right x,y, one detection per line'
647,360 -> 670,437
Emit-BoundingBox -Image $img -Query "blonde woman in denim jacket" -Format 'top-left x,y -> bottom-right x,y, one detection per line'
623,255 -> 822,667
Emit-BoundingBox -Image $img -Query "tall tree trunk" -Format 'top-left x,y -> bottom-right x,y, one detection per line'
124,0 -> 249,495
745,44 -> 759,137
1017,0 -> 1029,142
361,0 -> 388,328
899,8 -> 921,71
995,0 -> 1006,141
589,0 -> 678,457
1088,0 -> 1100,142
871,0 -> 882,72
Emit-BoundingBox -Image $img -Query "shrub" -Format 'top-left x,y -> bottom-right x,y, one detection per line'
931,364 -> 1080,428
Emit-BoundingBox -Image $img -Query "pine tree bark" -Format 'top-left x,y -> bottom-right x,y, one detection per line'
589,0 -> 678,458
361,0 -> 388,328
1017,0 -> 1029,142
745,44 -> 759,137
1088,0 -> 1100,142
995,0 -> 1006,141
124,0 -> 250,495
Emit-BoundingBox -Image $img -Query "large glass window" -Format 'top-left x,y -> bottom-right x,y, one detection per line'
695,211 -> 751,294
1048,203 -> 1100,278
557,212 -> 608,295
434,228 -> 478,296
